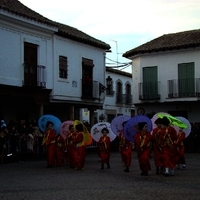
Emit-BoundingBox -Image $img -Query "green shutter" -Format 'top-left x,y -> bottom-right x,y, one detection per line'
142,66 -> 158,98
178,62 -> 195,96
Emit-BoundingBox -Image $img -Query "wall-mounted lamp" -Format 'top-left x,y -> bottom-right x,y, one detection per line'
106,76 -> 112,86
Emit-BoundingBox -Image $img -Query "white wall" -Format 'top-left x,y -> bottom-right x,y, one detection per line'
132,48 -> 200,104
51,35 -> 105,102
0,19 -> 53,88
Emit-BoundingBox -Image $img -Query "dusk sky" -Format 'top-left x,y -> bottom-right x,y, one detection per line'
20,0 -> 200,72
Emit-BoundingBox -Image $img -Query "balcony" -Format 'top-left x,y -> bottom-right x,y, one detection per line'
81,80 -> 102,99
23,65 -> 46,88
116,93 -> 124,104
168,78 -> 200,98
139,81 -> 160,100
125,94 -> 132,105
106,90 -> 115,96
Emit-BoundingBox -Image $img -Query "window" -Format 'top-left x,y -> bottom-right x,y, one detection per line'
82,58 -> 93,97
142,66 -> 158,99
59,56 -> 68,79
125,83 -> 132,104
106,76 -> 113,95
116,81 -> 123,103
24,42 -> 38,86
178,62 -> 195,96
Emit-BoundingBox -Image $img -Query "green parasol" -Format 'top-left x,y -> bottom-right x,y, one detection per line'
157,113 -> 188,129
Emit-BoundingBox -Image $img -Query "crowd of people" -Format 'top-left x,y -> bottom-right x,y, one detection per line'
0,117 -> 200,177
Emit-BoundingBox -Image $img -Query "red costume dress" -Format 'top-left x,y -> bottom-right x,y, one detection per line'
152,127 -> 164,169
160,126 -> 177,169
119,130 -> 133,167
42,128 -> 56,167
134,131 -> 152,173
72,131 -> 86,170
175,130 -> 186,166
98,135 -> 111,164
66,131 -> 75,168
55,134 -> 66,166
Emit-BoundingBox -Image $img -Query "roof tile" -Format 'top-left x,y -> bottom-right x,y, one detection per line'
123,29 -> 200,58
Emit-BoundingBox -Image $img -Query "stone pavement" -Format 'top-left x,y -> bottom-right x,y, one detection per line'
0,150 -> 200,200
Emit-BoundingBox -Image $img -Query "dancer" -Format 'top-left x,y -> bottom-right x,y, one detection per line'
152,118 -> 164,175
55,133 -> 66,166
118,121 -> 133,172
66,124 -> 75,168
72,123 -> 86,170
98,128 -> 111,169
134,122 -> 152,176
42,121 -> 56,168
175,128 -> 186,169
160,117 -> 177,176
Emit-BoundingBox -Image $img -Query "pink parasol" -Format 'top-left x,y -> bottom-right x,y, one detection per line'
60,120 -> 73,140
90,122 -> 116,142
111,115 -> 131,136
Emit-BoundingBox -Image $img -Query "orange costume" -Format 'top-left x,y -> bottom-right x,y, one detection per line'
72,131 -> 86,170
42,128 -> 56,167
55,134 -> 66,166
134,131 -> 152,174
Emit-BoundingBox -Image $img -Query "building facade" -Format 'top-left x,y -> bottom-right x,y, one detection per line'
123,29 -> 200,122
96,67 -> 135,123
0,0 -> 110,125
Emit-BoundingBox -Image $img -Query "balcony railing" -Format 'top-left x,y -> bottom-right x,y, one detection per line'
168,78 -> 200,98
139,81 -> 160,100
81,80 -> 102,99
115,93 -> 133,104
116,93 -> 124,104
23,65 -> 46,88
106,90 -> 115,96
37,65 -> 46,88
125,94 -> 132,105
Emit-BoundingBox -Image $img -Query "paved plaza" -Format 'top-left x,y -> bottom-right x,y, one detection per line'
0,150 -> 200,200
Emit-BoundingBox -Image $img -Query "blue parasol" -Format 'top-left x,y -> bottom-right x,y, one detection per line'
38,114 -> 62,134
124,115 -> 153,142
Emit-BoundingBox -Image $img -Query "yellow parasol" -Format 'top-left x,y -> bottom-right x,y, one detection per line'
73,120 -> 92,145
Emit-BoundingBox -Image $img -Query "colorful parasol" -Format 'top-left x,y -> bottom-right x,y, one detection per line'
73,120 -> 92,145
151,112 -> 172,130
90,122 -> 116,142
38,114 -> 62,134
124,115 -> 153,142
173,116 -> 191,137
60,120 -> 73,140
111,115 -> 131,136
157,113 -> 188,129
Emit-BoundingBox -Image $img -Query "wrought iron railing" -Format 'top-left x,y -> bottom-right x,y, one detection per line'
139,81 -> 160,100
168,78 -> 200,98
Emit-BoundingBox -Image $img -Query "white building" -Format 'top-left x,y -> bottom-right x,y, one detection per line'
96,67 -> 135,123
123,29 -> 200,122
0,0 -> 110,124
